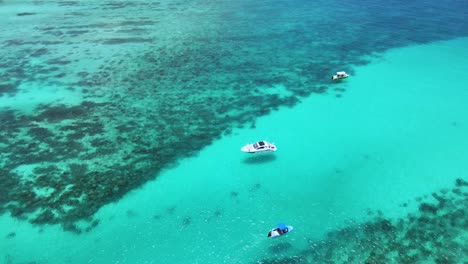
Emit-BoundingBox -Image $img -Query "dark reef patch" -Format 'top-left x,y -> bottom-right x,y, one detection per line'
17,12 -> 37,16
255,179 -> 468,263
213,210 -> 223,218
269,242 -> 293,253
47,58 -> 71,65
182,216 -> 192,227
101,38 -> 153,45
85,219 -> 100,232
256,256 -> 304,264
153,214 -> 162,220
57,1 -> 80,7
28,126 -> 54,139
455,178 -> 468,187
126,210 -> 137,217
31,210 -> 58,225
35,104 -> 85,121
101,2 -> 133,10
30,48 -> 49,57
63,222 -> 81,234
0,83 -> 19,96
65,30 -> 89,36
249,183 -> 262,192
166,206 -> 176,215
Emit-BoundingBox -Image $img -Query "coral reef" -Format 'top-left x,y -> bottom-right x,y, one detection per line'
256,179 -> 468,263
1,0 -> 467,233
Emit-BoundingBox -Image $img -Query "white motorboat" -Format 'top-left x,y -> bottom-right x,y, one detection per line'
267,223 -> 293,238
241,141 -> 277,153
332,71 -> 349,80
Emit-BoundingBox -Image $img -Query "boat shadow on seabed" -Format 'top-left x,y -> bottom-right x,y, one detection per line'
242,154 -> 277,164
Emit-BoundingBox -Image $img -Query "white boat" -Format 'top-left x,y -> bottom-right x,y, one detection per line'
241,141 -> 277,153
332,71 -> 349,80
267,223 -> 293,238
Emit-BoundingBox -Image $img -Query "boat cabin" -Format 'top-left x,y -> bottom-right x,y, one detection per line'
253,141 -> 267,150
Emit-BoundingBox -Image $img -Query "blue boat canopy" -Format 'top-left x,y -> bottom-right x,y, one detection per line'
277,222 -> 286,230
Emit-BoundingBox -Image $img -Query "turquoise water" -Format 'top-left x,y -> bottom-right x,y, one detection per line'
1,0 -> 468,263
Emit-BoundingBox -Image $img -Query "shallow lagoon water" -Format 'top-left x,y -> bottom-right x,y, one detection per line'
1,0 -> 468,263
2,37 -> 468,263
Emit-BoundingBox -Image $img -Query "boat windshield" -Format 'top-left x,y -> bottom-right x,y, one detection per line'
253,141 -> 266,149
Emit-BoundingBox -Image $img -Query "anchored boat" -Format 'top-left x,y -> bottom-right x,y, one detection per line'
267,222 -> 293,238
332,71 -> 349,80
241,141 -> 277,153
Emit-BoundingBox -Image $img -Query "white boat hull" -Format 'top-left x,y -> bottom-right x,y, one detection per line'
268,226 -> 293,238
332,75 -> 348,80
241,141 -> 277,153
241,146 -> 276,153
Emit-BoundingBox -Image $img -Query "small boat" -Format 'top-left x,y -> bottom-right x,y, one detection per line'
332,71 -> 349,80
241,140 -> 277,153
267,223 -> 293,238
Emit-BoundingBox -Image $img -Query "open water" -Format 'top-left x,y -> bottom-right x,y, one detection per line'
1,0 -> 467,263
